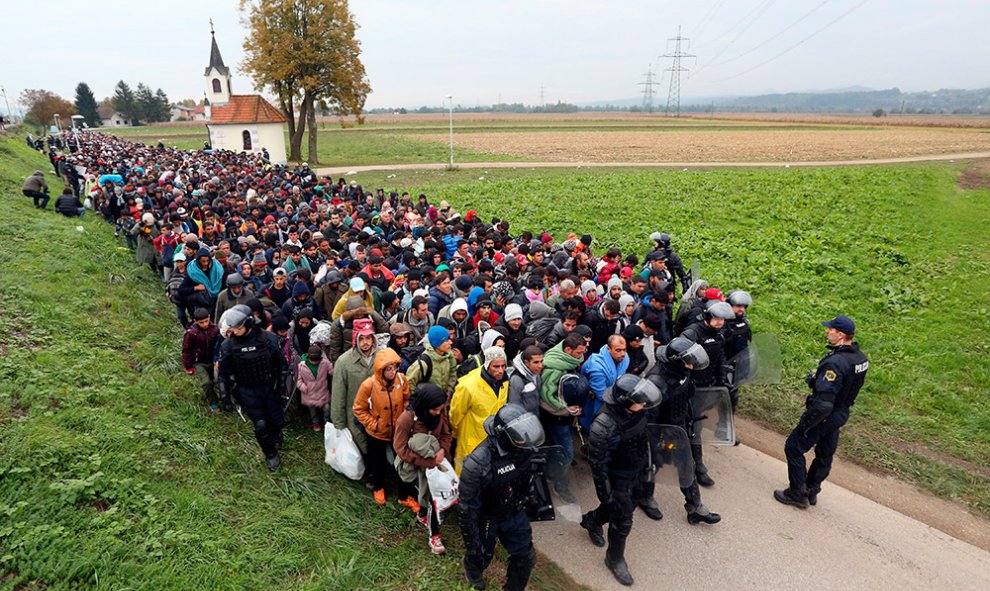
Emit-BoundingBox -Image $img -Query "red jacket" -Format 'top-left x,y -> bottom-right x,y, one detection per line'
182,323 -> 219,368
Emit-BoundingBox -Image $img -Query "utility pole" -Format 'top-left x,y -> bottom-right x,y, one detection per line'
638,67 -> 660,112
660,26 -> 695,118
0,86 -> 11,121
539,85 -> 546,109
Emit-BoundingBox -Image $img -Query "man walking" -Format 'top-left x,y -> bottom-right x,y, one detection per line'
774,315 -> 869,508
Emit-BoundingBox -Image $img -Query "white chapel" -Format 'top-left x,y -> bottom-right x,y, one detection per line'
203,26 -> 288,165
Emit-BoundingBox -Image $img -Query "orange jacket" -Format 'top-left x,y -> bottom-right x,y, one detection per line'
352,348 -> 410,442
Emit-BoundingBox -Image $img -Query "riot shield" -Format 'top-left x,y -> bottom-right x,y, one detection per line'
526,445 -> 563,522
648,424 -> 696,489
733,333 -> 783,386
692,387 -> 735,446
690,259 -> 701,285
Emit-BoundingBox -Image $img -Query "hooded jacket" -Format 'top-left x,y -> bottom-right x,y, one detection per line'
328,298 -> 389,363
297,355 -> 332,408
539,341 -> 583,413
524,301 -> 558,345
22,171 -> 48,193
449,366 -> 509,475
508,354 -> 542,415
579,344 -> 630,432
427,285 -> 455,319
331,287 -> 375,320
352,348 -> 410,442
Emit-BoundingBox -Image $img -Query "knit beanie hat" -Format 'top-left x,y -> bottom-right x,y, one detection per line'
503,303 -> 523,322
427,325 -> 451,349
483,346 -> 507,370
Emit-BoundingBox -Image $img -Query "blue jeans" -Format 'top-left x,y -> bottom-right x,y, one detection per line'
547,423 -> 575,492
784,407 -> 850,491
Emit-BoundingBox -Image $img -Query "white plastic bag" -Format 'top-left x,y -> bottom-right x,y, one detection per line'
426,458 -> 460,512
324,423 -> 365,480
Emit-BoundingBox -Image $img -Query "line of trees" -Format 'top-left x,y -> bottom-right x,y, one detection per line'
112,81 -> 171,124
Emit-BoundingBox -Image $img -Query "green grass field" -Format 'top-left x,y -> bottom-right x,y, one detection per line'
0,134 -> 584,591
341,162 -> 990,515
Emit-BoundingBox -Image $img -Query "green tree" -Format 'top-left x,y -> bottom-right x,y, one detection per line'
240,0 -> 371,163
112,81 -> 139,124
135,83 -> 155,124
74,82 -> 101,127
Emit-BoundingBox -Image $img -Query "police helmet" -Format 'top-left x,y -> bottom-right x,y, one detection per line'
704,301 -> 735,321
219,304 -> 253,334
558,373 -> 591,407
483,403 -> 545,449
659,336 -> 710,369
728,290 -> 752,307
609,374 -> 662,409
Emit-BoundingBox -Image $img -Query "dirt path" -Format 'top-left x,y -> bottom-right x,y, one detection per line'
533,418 -> 990,590
315,151 -> 990,176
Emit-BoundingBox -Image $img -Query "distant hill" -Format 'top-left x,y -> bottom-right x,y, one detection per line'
580,87 -> 990,114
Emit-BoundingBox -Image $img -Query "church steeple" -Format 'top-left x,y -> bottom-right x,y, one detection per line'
204,19 -> 231,107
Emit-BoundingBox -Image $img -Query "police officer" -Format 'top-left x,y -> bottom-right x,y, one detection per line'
217,304 -> 287,471
775,315 -> 868,508
679,301 -> 735,486
458,404 -> 545,591
580,374 -> 662,586
646,337 -> 722,526
723,291 -> 753,441
648,232 -> 688,292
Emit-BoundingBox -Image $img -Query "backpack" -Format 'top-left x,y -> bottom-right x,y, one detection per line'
400,343 -> 433,383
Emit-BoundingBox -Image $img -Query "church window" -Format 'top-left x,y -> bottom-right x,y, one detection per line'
242,130 -> 252,150
212,78 -> 222,93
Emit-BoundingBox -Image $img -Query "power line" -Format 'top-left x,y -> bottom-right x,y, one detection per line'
690,0 -> 727,42
694,0 -> 778,76
691,0 -> 775,50
704,0 -> 871,83
660,26 -> 696,117
638,67 -> 661,112
704,0 -> 832,70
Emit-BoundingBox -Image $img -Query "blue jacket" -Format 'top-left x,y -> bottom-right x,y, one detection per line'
579,345 -> 630,431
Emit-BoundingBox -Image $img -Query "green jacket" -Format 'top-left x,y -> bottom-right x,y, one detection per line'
406,341 -> 458,394
540,342 -> 582,411
331,346 -> 376,454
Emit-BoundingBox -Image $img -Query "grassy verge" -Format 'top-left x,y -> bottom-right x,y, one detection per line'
0,134 -> 588,590
377,163 -> 989,516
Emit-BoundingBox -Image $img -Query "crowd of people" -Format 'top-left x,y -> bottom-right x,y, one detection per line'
25,129 -> 866,590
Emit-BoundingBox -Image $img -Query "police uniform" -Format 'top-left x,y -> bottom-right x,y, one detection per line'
780,340 -> 868,505
458,437 -> 538,591
218,324 -> 287,463
723,311 -> 752,410
678,319 -> 729,485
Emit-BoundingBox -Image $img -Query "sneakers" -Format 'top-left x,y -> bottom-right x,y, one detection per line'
429,534 -> 446,555
398,496 -> 421,513
310,422 -> 322,432
773,487 -> 809,509
373,488 -> 386,506
416,513 -> 430,530
209,403 -> 221,413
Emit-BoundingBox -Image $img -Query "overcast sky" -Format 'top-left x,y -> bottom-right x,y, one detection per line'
2,0 -> 988,110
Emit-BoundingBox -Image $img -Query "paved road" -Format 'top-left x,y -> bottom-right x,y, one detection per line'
532,435 -> 990,591
316,151 -> 990,176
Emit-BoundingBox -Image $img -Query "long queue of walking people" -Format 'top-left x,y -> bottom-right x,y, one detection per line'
31,130 -> 761,589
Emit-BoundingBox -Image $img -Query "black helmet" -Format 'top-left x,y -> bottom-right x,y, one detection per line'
558,373 -> 590,407
728,290 -> 752,307
608,374 -> 662,409
704,301 -> 735,321
660,336 -> 710,369
483,404 -> 545,449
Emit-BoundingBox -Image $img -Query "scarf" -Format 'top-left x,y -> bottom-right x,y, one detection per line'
186,249 -> 224,297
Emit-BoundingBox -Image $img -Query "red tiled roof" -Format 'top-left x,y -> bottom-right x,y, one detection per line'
209,95 -> 287,124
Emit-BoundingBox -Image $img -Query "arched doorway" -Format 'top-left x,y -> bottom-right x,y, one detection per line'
242,130 -> 252,151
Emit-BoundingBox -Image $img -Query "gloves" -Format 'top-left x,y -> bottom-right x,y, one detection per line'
804,371 -> 816,389
797,398 -> 833,435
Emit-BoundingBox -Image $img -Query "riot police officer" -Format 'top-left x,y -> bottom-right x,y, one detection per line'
723,291 -> 753,440
679,301 -> 735,486
648,232 -> 688,292
646,337 -> 722,526
580,374 -> 662,586
458,404 -> 545,591
217,304 -> 287,471
775,315 -> 868,508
